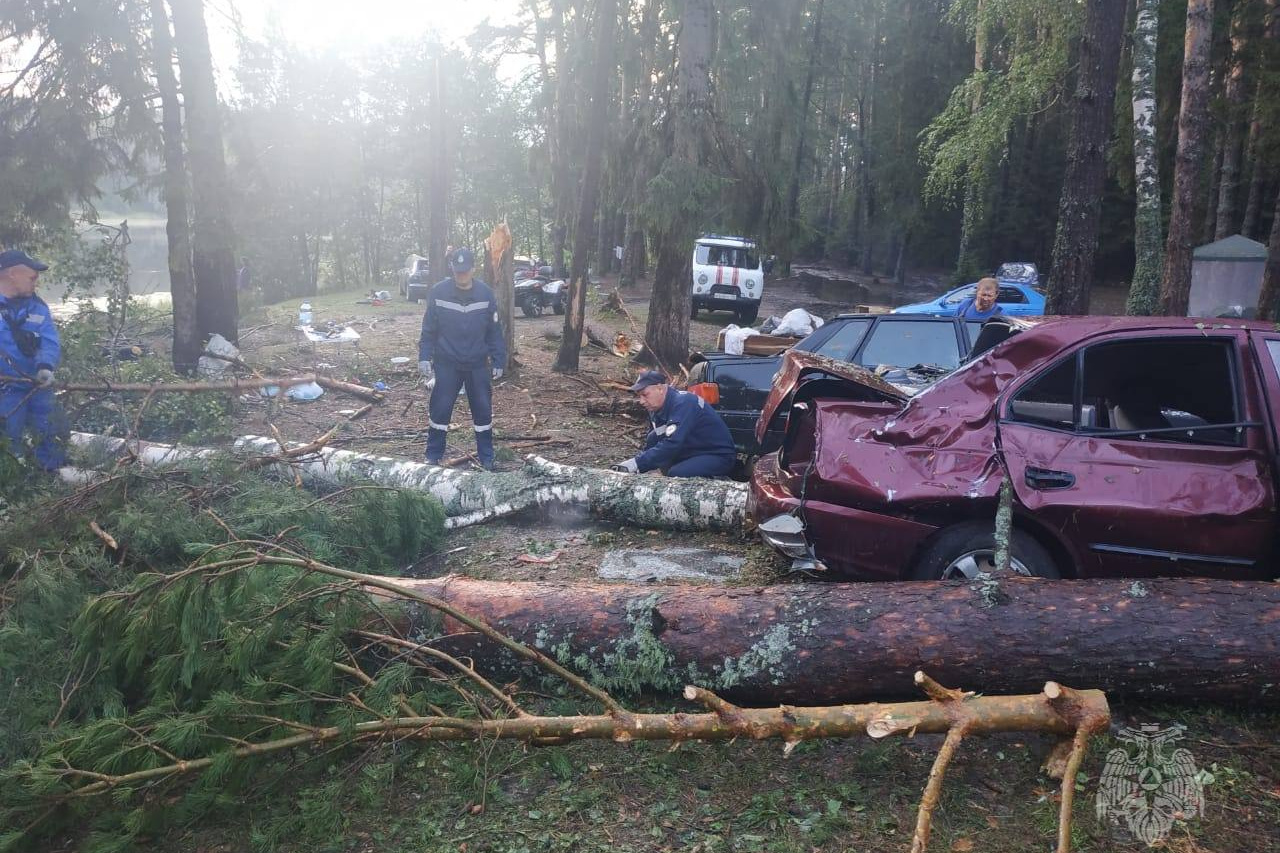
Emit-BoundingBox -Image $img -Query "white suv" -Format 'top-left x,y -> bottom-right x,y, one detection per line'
691,235 -> 764,325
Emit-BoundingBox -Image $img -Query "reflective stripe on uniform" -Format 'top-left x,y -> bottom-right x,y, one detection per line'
434,299 -> 491,313
473,423 -> 492,432
429,420 -> 450,431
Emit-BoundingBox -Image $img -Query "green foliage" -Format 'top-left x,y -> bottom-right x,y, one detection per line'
0,464 -> 446,848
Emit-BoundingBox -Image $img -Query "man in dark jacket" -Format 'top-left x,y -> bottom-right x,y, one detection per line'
613,371 -> 736,478
0,250 -> 64,470
418,247 -> 508,469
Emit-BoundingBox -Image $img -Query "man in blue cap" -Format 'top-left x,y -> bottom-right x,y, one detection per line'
0,249 -> 65,470
418,247 -> 508,469
612,371 -> 736,478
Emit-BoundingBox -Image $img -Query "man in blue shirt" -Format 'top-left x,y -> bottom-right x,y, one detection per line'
955,277 -> 1001,320
0,250 -> 64,470
418,247 -> 508,470
613,371 -> 736,478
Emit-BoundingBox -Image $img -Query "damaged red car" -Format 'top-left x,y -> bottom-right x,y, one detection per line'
750,316 -> 1280,581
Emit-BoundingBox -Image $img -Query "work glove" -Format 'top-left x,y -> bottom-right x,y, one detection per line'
492,367 -> 504,381
612,458 -> 639,474
418,361 -> 433,380
34,368 -> 54,388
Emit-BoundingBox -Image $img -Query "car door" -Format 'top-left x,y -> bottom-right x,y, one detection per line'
995,285 -> 1032,315
997,330 -> 1275,579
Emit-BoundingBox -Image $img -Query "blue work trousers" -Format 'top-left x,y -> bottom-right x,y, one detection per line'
426,362 -> 493,465
1,386 -> 66,470
664,454 -> 735,478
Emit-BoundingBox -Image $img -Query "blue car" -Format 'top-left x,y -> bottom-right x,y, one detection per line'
893,263 -> 1046,316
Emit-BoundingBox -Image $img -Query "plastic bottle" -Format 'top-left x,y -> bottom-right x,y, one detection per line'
299,302 -> 313,326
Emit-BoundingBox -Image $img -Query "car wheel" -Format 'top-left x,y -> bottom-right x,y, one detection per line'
737,305 -> 759,325
552,298 -> 565,315
520,301 -> 540,317
909,521 -> 1059,581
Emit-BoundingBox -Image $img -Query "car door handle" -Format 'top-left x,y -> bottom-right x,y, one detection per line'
1024,467 -> 1075,490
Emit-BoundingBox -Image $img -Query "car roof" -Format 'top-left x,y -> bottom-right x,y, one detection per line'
696,235 -> 755,248
832,312 -> 963,320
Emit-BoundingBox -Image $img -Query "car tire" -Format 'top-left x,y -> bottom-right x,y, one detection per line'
520,302 -> 541,318
737,305 -> 759,325
909,521 -> 1059,581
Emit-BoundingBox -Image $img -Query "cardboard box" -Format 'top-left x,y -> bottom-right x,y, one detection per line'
715,331 -> 802,356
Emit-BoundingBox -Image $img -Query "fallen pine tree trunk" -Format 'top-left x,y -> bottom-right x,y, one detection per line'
385,574 -> 1280,707
68,432 -> 747,532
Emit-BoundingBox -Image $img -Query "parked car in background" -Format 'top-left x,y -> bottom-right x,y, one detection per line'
893,263 -> 1045,316
513,272 -> 566,316
688,314 -> 989,456
752,316 -> 1280,582
400,254 -> 432,302
690,235 -> 765,324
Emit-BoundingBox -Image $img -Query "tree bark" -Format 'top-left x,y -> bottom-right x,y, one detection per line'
388,574 -> 1280,707
640,0 -> 713,371
150,0 -> 199,372
1256,186 -> 1280,319
1242,0 -> 1279,240
955,0 -> 990,282
483,222 -> 517,366
427,53 -> 450,277
168,0 -> 238,344
1125,0 -> 1163,315
1045,0 -> 1129,315
1158,0 -> 1216,316
1213,4 -> 1251,240
68,432 -> 748,532
554,0 -> 617,374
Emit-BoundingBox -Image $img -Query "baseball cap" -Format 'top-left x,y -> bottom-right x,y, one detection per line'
0,249 -> 49,272
448,247 -> 475,273
628,370 -> 668,392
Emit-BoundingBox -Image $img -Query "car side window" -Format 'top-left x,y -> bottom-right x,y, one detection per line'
1082,338 -> 1240,444
859,321 -> 963,370
810,319 -> 871,363
997,286 -> 1027,304
1008,337 -> 1241,444
942,285 -> 975,307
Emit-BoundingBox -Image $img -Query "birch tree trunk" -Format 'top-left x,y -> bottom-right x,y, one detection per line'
1214,4 -> 1251,240
1158,0 -> 1216,316
68,432 -> 748,532
554,0 -> 617,373
168,0 -> 238,344
150,0 -> 199,372
1125,0 -> 1163,315
1045,0 -> 1129,315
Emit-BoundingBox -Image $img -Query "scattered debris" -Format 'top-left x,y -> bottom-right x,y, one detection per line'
597,547 -> 744,582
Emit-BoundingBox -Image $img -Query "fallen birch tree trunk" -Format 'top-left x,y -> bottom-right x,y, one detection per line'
67,432 -> 748,532
385,574 -> 1280,707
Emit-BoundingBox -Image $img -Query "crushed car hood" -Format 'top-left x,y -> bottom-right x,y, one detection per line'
756,351 -> 908,444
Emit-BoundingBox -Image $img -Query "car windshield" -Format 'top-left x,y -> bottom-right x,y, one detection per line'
860,320 -> 963,370
696,244 -> 759,269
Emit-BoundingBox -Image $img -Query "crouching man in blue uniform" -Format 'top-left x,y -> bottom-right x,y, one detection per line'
613,371 -> 736,478
418,247 -> 508,470
0,250 -> 65,470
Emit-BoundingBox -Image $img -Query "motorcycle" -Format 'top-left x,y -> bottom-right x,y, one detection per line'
513,274 -> 566,317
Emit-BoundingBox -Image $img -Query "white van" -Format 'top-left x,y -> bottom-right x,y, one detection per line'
691,235 -> 764,324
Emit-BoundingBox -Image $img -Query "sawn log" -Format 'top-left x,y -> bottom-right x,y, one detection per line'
389,574 -> 1280,707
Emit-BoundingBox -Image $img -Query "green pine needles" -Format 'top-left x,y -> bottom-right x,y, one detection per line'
0,464 -> 446,851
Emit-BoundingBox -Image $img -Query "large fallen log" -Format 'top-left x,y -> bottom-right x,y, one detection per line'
386,574 -> 1280,707
68,432 -> 747,532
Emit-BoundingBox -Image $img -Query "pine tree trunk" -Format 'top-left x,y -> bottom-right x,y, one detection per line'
784,0 -> 825,253
1158,0 -> 1216,316
554,0 -> 617,374
168,0 -> 238,344
150,0 -> 199,372
955,0 -> 990,282
641,0 -> 713,371
1045,0 -> 1129,315
1256,187 -> 1280,319
1202,134 -> 1223,243
1242,0 -> 1279,240
391,574 -> 1280,706
427,54 -> 449,278
1214,5 -> 1251,240
550,0 -> 572,279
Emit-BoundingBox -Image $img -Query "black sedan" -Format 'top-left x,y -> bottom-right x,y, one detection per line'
686,314 -> 990,456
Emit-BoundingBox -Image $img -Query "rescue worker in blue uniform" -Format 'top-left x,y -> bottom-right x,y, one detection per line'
418,247 -> 507,470
0,249 -> 64,470
613,371 -> 736,478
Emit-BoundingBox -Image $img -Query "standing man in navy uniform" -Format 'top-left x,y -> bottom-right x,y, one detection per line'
418,247 -> 507,470
0,250 -> 64,470
612,371 -> 736,478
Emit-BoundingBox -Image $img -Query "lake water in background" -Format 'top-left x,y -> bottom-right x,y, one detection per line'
45,217 -> 174,319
